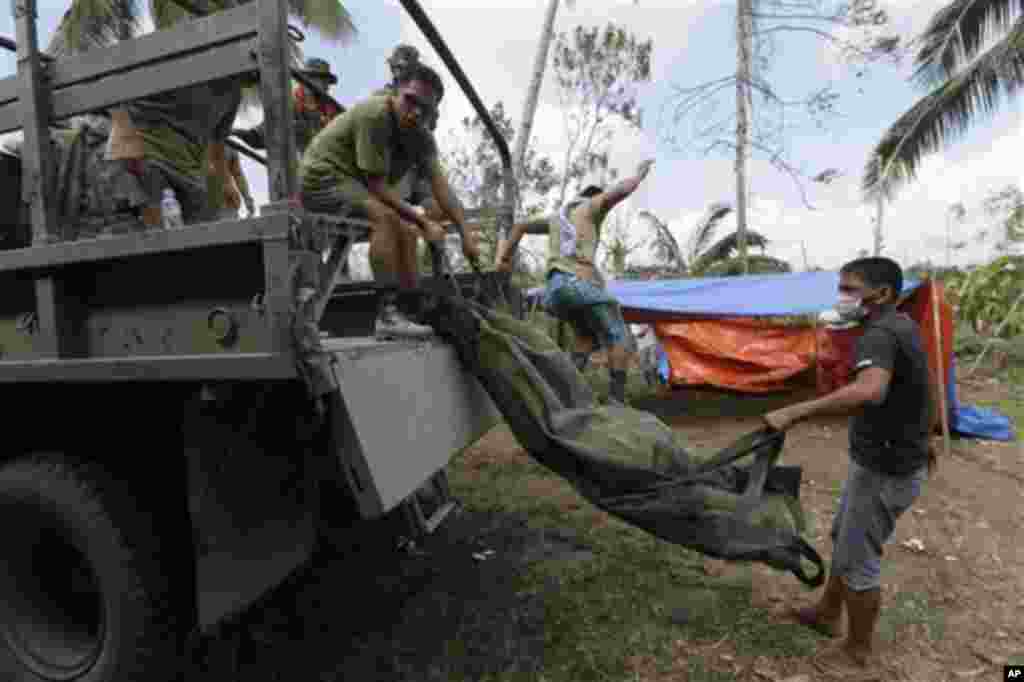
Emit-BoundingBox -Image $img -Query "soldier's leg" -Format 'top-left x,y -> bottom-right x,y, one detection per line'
583,303 -> 631,404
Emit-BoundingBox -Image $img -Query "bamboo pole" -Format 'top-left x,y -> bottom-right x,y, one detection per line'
929,275 -> 952,459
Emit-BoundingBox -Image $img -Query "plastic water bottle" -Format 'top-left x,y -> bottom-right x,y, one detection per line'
161,188 -> 184,229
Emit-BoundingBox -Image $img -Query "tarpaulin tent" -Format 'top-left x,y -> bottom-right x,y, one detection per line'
527,272 -> 924,393
527,272 -> 1013,441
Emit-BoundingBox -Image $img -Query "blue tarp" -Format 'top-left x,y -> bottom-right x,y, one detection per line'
527,271 -> 922,317
948,356 -> 1016,441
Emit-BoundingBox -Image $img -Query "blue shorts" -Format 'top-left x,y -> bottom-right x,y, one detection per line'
830,459 -> 927,591
542,270 -> 628,349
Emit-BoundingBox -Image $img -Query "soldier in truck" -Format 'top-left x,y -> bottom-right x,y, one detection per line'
292,57 -> 343,154
300,61 -> 480,339
376,44 -> 449,225
103,76 -> 244,227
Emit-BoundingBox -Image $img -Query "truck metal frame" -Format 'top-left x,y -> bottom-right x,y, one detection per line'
0,0 -> 516,678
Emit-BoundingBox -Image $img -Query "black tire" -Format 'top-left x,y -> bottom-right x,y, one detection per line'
0,454 -> 190,682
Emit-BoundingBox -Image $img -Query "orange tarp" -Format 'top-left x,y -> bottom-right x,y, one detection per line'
634,280 -> 954,396
652,318 -> 817,393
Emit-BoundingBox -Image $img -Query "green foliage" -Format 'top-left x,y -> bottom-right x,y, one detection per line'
48,0 -> 355,57
947,256 -> 1024,338
864,0 -> 1024,201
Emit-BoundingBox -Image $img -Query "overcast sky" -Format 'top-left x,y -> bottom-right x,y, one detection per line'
3,0 -> 1022,271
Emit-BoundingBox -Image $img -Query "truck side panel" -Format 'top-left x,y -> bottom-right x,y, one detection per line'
326,337 -> 501,517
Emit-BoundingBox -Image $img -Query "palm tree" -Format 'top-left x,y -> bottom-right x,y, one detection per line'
863,0 -> 1023,201
47,0 -> 355,59
513,0 -> 572,183
639,202 -> 776,276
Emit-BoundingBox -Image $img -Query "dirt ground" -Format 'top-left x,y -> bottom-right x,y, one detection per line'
221,375 -> 1020,681
652,379 -> 1024,681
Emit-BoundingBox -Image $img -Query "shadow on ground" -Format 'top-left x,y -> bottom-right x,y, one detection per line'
220,509 -> 592,681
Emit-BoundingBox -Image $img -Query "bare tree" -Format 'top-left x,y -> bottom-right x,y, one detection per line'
551,23 -> 652,206
662,0 -> 900,272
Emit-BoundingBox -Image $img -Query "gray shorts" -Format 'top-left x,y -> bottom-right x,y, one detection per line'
830,458 -> 926,591
301,174 -> 373,217
395,168 -> 432,206
302,170 -> 431,219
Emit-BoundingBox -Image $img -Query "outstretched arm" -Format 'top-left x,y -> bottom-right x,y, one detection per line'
595,159 -> 654,215
763,367 -> 891,431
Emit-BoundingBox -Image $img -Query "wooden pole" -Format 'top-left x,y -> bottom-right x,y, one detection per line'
929,274 -> 952,459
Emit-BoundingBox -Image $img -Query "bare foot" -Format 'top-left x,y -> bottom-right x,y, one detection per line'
812,640 -> 880,680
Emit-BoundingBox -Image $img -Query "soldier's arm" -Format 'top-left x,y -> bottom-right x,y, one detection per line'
594,159 -> 654,216
427,157 -> 481,262
428,158 -> 468,232
495,217 -> 547,271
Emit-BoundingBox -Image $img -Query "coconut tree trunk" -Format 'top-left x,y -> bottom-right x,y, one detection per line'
514,0 -> 561,193
735,0 -> 753,274
873,156 -> 884,255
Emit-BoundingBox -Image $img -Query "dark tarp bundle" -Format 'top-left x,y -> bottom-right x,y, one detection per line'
422,294 -> 825,587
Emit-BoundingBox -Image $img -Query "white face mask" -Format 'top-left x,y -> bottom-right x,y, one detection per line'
835,293 -> 866,321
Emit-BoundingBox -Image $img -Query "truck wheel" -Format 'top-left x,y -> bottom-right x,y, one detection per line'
0,455 -> 188,682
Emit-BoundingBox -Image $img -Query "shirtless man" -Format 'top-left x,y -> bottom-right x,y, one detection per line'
495,160 -> 654,405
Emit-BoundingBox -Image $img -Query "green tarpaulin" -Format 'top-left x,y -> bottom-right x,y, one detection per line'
423,294 -> 824,586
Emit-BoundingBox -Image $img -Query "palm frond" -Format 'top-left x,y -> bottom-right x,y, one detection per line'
638,210 -> 686,273
693,229 -> 768,273
913,0 -> 1022,89
148,0 -> 193,30
47,0 -> 143,56
864,19 -> 1024,202
288,0 -> 357,43
701,254 -> 791,277
685,201 -> 732,264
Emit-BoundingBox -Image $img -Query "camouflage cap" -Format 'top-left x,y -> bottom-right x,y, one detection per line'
299,57 -> 338,85
387,44 -> 420,66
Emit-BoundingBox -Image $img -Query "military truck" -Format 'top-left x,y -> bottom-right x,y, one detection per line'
0,0 -> 517,678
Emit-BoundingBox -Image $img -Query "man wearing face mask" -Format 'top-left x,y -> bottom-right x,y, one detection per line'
761,257 -> 935,674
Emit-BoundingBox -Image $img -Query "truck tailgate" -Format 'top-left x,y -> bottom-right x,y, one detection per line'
323,336 -> 500,517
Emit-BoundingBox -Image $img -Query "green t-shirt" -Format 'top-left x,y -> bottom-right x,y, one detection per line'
300,94 -> 437,192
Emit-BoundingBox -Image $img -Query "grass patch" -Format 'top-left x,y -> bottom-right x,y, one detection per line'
581,366 -> 659,404
447,431 -> 824,681
877,591 -> 945,643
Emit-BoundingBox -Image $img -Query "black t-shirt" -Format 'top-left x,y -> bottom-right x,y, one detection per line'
848,307 -> 933,476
